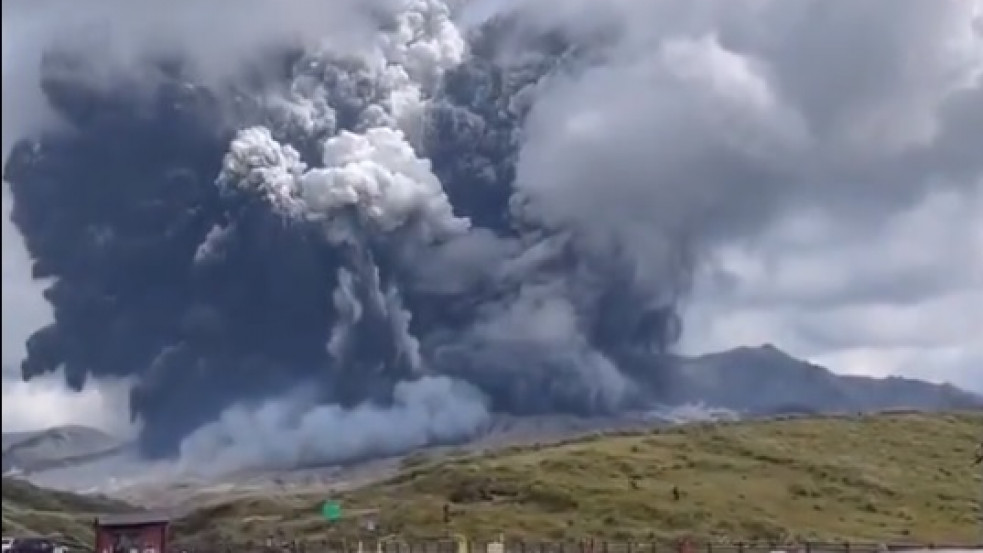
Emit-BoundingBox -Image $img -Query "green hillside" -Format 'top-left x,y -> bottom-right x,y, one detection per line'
1,477 -> 134,546
4,412 -> 981,547
175,411 -> 983,545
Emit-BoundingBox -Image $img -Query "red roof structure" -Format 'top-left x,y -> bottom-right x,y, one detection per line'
93,512 -> 171,553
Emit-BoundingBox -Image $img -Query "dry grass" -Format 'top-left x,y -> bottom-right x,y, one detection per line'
1,477 -> 134,545
4,412 -> 980,547
172,411 -> 983,545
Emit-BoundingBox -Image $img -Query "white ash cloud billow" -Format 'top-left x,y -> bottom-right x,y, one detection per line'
3,0 -> 980,473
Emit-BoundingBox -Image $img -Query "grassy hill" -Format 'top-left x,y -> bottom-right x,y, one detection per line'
4,412 -> 981,547
175,411 -> 983,545
1,477 -> 135,546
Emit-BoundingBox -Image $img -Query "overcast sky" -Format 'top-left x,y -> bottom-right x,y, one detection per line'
510,0 -> 982,392
2,0 -> 981,434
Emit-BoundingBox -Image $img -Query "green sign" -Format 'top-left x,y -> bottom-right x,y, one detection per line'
321,500 -> 342,522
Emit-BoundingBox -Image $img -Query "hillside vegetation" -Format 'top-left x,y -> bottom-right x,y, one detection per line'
1,477 -> 135,545
176,411 -> 983,545
4,412 -> 981,547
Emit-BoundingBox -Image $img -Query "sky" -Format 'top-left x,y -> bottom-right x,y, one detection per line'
2,0 -> 981,435
508,0 -> 983,392
679,186 -> 982,388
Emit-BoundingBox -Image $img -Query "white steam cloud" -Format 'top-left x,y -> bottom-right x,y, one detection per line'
182,0 -> 490,473
509,0 -> 982,392
3,0 -> 981,474
1,369 -> 138,437
516,0 -> 982,254
178,376 -> 489,475
197,0 -> 982,474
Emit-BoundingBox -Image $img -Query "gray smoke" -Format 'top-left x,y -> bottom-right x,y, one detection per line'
178,376 -> 489,474
3,0 -> 980,475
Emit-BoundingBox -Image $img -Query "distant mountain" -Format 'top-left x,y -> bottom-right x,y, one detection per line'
2,345 -> 979,481
2,425 -> 127,474
669,344 -> 983,415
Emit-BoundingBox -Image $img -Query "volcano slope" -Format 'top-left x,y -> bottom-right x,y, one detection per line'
168,411 -> 983,545
0,477 -> 135,544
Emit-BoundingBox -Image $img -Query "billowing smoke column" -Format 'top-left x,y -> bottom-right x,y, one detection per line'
3,1 -> 682,469
9,0 -> 982,472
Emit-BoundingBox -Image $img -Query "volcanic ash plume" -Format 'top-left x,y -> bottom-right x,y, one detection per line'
3,0 -> 681,471
7,0 -> 978,473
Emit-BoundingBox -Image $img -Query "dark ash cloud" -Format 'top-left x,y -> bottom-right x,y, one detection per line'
3,0 -> 980,472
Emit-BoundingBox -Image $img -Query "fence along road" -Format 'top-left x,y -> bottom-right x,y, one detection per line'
267,541 -> 981,553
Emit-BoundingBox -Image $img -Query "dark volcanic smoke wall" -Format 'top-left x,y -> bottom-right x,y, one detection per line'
3,2 -> 682,464
8,0 -> 981,472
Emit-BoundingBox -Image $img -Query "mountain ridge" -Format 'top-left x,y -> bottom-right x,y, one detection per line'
2,425 -> 127,475
3,344 -> 980,479
7,411 -> 981,545
669,344 -> 982,414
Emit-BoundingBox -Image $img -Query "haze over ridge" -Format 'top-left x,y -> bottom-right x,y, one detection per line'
1,0 -> 980,475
